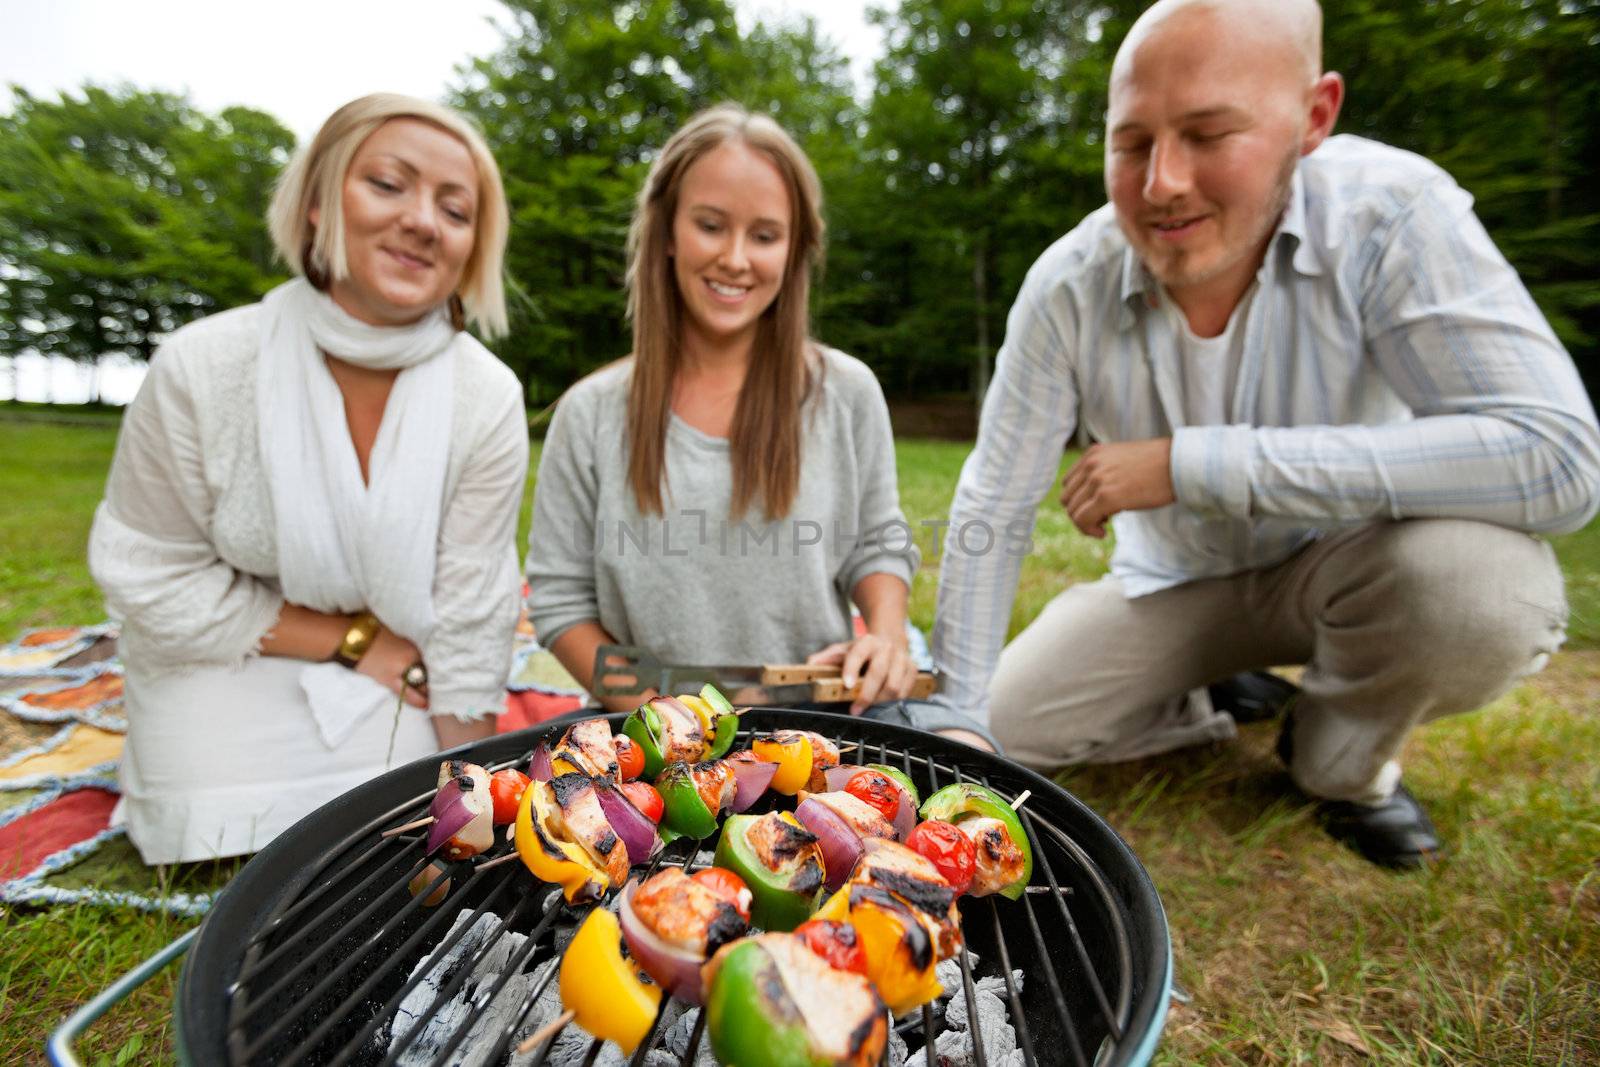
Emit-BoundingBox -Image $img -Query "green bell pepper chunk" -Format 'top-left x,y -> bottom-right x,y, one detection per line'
622,703 -> 668,779
704,940 -> 828,1067
918,782 -> 1034,900
714,813 -> 825,932
865,764 -> 920,807
656,761 -> 719,840
700,684 -> 740,760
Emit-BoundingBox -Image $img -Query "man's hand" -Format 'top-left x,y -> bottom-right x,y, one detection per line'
1060,438 -> 1176,538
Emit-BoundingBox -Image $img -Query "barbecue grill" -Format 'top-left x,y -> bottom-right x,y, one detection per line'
50,709 -> 1171,1066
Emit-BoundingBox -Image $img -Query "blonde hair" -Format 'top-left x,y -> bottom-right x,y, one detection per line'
623,103 -> 826,519
268,93 -> 510,338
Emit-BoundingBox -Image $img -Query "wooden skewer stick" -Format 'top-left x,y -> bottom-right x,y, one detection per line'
1009,789 -> 1032,811
837,743 -> 859,755
381,817 -> 434,838
475,852 -> 519,872
516,1009 -> 576,1054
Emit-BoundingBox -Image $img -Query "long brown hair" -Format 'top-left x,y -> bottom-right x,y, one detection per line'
623,104 -> 826,520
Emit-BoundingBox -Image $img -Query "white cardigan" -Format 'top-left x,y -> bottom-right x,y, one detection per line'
88,304 -> 529,862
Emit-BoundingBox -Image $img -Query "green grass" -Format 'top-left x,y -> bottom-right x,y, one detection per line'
2,420 -> 1598,1064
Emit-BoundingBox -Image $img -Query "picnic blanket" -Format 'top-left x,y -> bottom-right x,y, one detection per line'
0,620 -> 588,916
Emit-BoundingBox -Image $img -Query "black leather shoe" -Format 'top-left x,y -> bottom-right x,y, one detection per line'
1315,785 -> 1443,870
1278,712 -> 1443,869
1208,670 -> 1300,724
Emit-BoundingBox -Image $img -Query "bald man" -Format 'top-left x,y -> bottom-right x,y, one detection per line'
931,0 -> 1599,868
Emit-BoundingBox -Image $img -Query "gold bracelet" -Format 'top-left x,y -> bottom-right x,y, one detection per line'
332,612 -> 381,668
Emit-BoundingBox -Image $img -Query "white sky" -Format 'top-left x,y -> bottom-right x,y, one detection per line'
0,0 -> 882,140
0,0 -> 881,402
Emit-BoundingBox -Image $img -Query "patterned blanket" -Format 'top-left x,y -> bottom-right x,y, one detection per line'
0,622 -> 587,916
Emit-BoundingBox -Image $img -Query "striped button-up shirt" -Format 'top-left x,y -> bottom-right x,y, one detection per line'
932,135 -> 1600,724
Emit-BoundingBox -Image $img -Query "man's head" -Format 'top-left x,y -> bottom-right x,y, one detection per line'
1105,0 -> 1342,321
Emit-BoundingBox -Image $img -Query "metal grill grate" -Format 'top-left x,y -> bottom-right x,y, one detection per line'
179,710 -> 1169,1067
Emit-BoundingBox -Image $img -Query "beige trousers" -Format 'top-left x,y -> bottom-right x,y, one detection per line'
990,520 -> 1568,804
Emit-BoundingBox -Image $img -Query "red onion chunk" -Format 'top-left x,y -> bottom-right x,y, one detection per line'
426,782 -> 488,856
823,765 -> 866,792
595,781 -> 661,864
618,878 -> 708,1003
528,744 -> 553,782
730,759 -> 780,813
795,797 -> 864,891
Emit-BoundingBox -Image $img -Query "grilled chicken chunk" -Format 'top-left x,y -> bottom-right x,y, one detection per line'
853,839 -> 962,960
653,696 -> 708,763
800,790 -> 898,842
957,816 -> 1028,898
549,772 -> 630,885
746,811 -> 826,893
550,718 -> 619,782
631,867 -> 747,956
691,760 -> 737,816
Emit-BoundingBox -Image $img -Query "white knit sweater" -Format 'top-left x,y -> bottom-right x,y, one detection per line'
89,302 -> 529,717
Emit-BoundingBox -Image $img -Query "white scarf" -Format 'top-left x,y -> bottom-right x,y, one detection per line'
257,278 -> 457,747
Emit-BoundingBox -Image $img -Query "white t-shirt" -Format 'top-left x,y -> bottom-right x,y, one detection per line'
1168,283 -> 1257,428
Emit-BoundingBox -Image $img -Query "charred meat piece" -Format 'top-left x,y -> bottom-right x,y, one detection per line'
652,696 -> 708,764
630,867 -> 748,957
550,718 -> 619,782
800,789 -> 898,842
852,839 -> 962,960
548,772 -> 630,886
957,816 -> 1029,898
690,759 -> 737,817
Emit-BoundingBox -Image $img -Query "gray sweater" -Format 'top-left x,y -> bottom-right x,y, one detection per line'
526,347 -> 920,668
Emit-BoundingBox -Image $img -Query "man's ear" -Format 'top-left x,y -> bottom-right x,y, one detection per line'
1302,71 -> 1344,156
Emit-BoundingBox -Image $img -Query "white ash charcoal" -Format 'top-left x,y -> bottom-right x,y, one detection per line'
934,956 -> 967,993
931,990 -> 1017,1066
391,910 -> 545,1067
658,1005 -> 719,1066
943,969 -> 1025,1030
885,1027 -> 910,1067
997,1050 -> 1028,1067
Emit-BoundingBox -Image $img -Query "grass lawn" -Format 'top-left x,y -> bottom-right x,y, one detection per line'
2,416 -> 1596,1065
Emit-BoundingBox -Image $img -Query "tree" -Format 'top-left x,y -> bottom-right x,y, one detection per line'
0,86 -> 293,378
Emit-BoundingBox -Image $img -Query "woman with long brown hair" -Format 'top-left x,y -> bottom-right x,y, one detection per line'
526,104 -> 993,747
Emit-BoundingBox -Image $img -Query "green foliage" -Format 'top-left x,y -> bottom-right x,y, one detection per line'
2,2 -> 1598,402
0,85 -> 293,371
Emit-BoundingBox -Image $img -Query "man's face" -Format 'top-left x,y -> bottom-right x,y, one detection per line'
1105,11 -> 1308,309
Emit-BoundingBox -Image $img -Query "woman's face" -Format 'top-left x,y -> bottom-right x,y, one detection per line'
669,141 -> 793,355
313,117 -> 478,327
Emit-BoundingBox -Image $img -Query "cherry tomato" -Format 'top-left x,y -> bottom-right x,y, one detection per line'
844,770 -> 901,823
488,768 -> 531,825
691,867 -> 753,922
613,734 -> 645,781
794,919 -> 869,975
620,780 -> 664,824
906,819 -> 977,896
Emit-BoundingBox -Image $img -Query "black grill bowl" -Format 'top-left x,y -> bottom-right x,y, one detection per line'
177,709 -> 1171,1066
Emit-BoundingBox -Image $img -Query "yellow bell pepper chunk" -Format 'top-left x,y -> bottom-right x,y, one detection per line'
752,734 -> 813,795
677,694 -> 716,737
817,885 -> 943,1016
559,908 -> 662,1054
514,780 -> 609,903
550,756 -> 582,776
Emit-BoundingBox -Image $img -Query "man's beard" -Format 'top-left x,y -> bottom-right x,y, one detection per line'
1150,144 -> 1300,291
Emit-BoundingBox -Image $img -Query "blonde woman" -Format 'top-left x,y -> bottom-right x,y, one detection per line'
89,94 -> 529,863
526,104 -> 994,749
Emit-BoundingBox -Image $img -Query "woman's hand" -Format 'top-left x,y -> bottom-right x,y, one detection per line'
807,633 -> 917,715
357,627 -> 429,709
